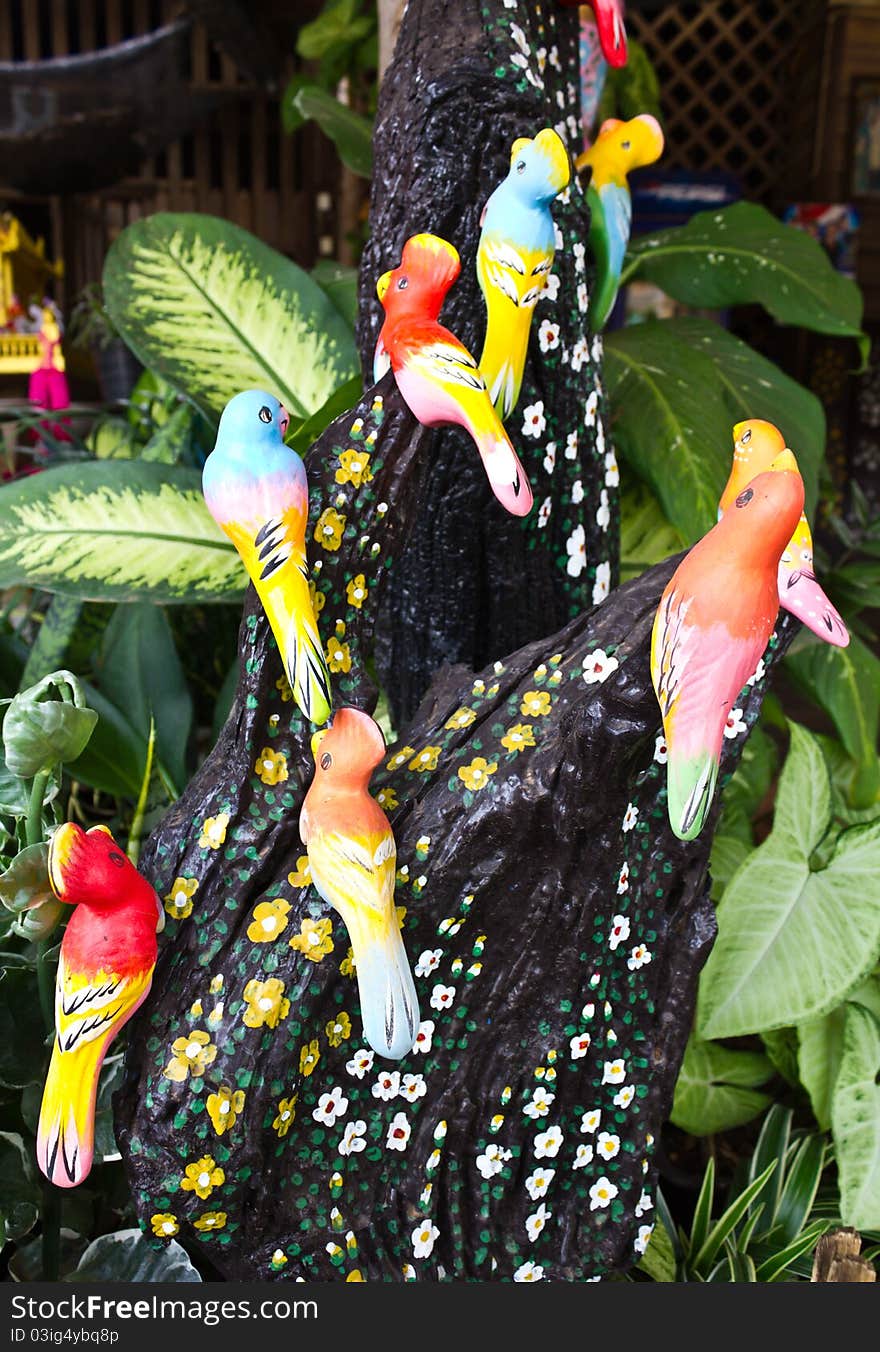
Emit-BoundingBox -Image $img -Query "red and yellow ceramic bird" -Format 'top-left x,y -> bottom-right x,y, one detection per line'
300,707 -> 419,1060
651,453 -> 805,840
36,824 -> 163,1187
375,232 -> 534,518
719,419 -> 849,648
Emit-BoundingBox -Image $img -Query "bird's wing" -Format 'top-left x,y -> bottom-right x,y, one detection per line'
54,954 -> 152,1055
478,235 -> 554,310
403,331 -> 488,395
778,562 -> 849,647
650,586 -> 694,727
307,827 -> 396,922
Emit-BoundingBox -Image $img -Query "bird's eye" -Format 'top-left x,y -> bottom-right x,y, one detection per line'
621,140 -> 631,150
320,752 -> 332,770
397,277 -> 408,290
108,850 -> 126,868
258,406 -> 272,424
735,487 -> 754,508
515,159 -> 526,174
741,428 -> 752,444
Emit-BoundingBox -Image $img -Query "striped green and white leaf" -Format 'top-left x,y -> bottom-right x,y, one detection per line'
103,213 -> 359,422
831,1002 -> 880,1230
0,461 -> 243,604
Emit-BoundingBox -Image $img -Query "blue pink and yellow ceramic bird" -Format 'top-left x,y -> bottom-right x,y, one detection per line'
575,113 -> 664,331
651,452 -> 805,840
376,232 -> 534,517
476,127 -> 571,420
719,419 -> 849,648
202,390 -> 332,726
300,707 -> 419,1060
37,824 -> 163,1186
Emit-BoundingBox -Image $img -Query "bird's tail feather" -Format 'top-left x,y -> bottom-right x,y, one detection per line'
260,565 -> 332,726
348,912 -> 420,1061
471,418 -> 534,519
478,292 -> 531,421
36,1036 -> 104,1188
666,747 -> 719,842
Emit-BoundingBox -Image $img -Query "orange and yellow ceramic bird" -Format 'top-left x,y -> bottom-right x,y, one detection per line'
202,389 -> 333,726
719,419 -> 849,648
300,707 -> 419,1060
36,824 -> 163,1187
652,453 -> 805,840
376,232 -> 534,518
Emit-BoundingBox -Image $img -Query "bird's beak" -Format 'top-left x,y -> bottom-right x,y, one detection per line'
48,822 -> 83,901
279,404 -> 290,438
377,271 -> 392,303
310,728 -> 328,761
733,420 -> 747,443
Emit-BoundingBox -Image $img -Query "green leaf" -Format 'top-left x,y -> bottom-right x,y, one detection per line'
0,461 -> 243,604
698,726 -> 880,1038
662,317 -> 825,521
0,841 -> 52,913
688,1156 -> 716,1260
68,682 -> 152,800
103,213 -> 358,421
65,1228 -> 202,1283
604,321 -> 731,542
288,374 -> 365,455
724,1243 -> 757,1282
20,596 -> 85,690
296,0 -> 360,60
86,415 -> 141,460
774,1135 -> 827,1246
618,475 -> 684,583
786,636 -> 880,809
0,969 -> 49,1087
671,1036 -> 773,1136
312,260 -> 359,329
139,401 -> 199,465
0,1130 -> 41,1245
760,1027 -> 800,1088
747,1105 -> 791,1234
709,832 -> 751,899
753,1219 -> 830,1282
690,1161 -> 777,1278
798,1007 -> 846,1130
830,1003 -> 880,1231
3,671 -> 98,776
625,202 -> 867,356
290,86 -> 373,178
636,1216 -> 677,1282
0,762 -> 58,817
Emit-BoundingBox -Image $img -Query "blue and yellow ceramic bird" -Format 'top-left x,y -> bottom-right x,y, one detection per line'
202,389 -> 332,726
477,127 -> 571,420
575,113 -> 665,332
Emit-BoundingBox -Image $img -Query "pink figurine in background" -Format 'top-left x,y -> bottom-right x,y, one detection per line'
29,305 -> 70,413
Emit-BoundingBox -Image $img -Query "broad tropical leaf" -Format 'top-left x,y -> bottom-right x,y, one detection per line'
671,1036 -> 773,1136
831,1003 -> 880,1231
786,635 -> 880,808
618,475 -> 684,583
103,213 -> 359,421
797,1007 -> 846,1130
0,461 -> 243,604
289,86 -> 373,178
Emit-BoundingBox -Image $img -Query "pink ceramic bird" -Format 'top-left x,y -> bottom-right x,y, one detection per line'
558,0 -> 627,68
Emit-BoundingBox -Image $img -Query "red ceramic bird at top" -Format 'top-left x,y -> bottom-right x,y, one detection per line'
36,823 -> 163,1187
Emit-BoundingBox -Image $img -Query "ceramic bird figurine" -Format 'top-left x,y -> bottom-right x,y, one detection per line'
719,419 -> 849,648
202,389 -> 332,725
575,113 -> 664,331
36,824 -> 163,1187
376,232 -> 534,518
476,127 -> 571,419
300,707 -> 419,1060
651,453 -> 805,841
558,0 -> 628,68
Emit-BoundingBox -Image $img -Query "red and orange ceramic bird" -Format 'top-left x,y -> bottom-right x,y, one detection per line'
719,419 -> 849,648
375,232 -> 534,518
300,707 -> 419,1060
651,453 -> 805,840
36,824 -> 163,1187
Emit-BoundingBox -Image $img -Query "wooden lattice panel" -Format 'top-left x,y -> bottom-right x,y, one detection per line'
629,0 -> 814,202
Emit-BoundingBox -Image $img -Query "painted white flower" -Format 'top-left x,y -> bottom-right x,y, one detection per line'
569,1032 -> 591,1060
653,733 -> 668,764
544,273 -> 560,302
592,561 -> 611,605
521,401 -> 546,439
572,240 -> 586,272
628,944 -> 652,971
386,1111 -> 411,1152
596,488 -> 611,532
345,1048 -> 374,1079
372,1070 -> 401,1101
525,1167 -> 555,1199
596,1131 -> 620,1161
724,707 -> 747,738
581,1109 -> 601,1134
589,1176 -> 619,1211
604,450 -> 620,487
412,1220 -> 440,1258
634,1224 -> 654,1255
622,803 -> 639,832
595,419 -> 606,457
582,1002 -> 595,1020
591,333 -> 604,363
635,1190 -> 654,1218
538,318 -> 560,351
415,948 -> 442,978
608,914 -> 630,951
571,337 -> 590,372
565,430 -> 578,460
585,390 -> 599,427
413,1020 -> 434,1055
572,478 -> 584,504
338,1118 -> 367,1156
617,862 -> 630,895
577,282 -> 589,314
582,648 -> 619,685
573,1143 -> 594,1170
566,524 -> 587,578
548,44 -> 561,70
400,1073 -> 427,1102
747,658 -> 766,687
430,983 -> 456,1012
476,1142 -> 512,1179
312,1085 -> 348,1126
524,1087 -> 556,1120
509,21 -> 530,53
537,496 -> 552,529
553,222 -> 564,250
526,1202 -> 551,1242
534,1125 -> 564,1159
614,1084 -> 636,1109
602,1059 -> 626,1085
510,51 -> 528,71
514,1260 -> 544,1282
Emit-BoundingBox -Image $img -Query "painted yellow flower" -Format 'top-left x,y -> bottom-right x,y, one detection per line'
180,1156 -> 225,1200
395,904 -> 407,930
314,507 -> 346,551
501,723 -> 536,754
458,757 -> 498,791
326,638 -> 352,674
445,706 -> 476,731
270,1250 -> 288,1270
275,674 -> 294,703
335,449 -> 374,487
325,1012 -> 352,1047
193,1211 -> 226,1233
150,1213 -> 178,1238
287,856 -> 311,887
272,1095 -> 298,1137
242,977 -> 290,1029
386,746 -> 414,771
309,579 -> 326,614
254,747 -> 288,786
289,915 -> 334,962
409,745 -> 441,773
521,690 -> 551,717
346,1270 -> 364,1282
163,1030 -> 218,1082
206,1086 -> 245,1136
340,947 -> 356,978
163,876 -> 198,920
347,574 -> 369,609
198,813 -> 230,851
376,787 -> 398,811
299,1040 -> 320,1076
247,897 -> 291,944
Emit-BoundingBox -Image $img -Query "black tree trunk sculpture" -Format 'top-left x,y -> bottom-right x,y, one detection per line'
114,0 -> 795,1282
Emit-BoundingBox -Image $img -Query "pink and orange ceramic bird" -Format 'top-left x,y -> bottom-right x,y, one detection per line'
652,453 -> 805,840
36,824 -> 163,1187
719,419 -> 849,648
300,707 -> 419,1060
376,232 -> 534,518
